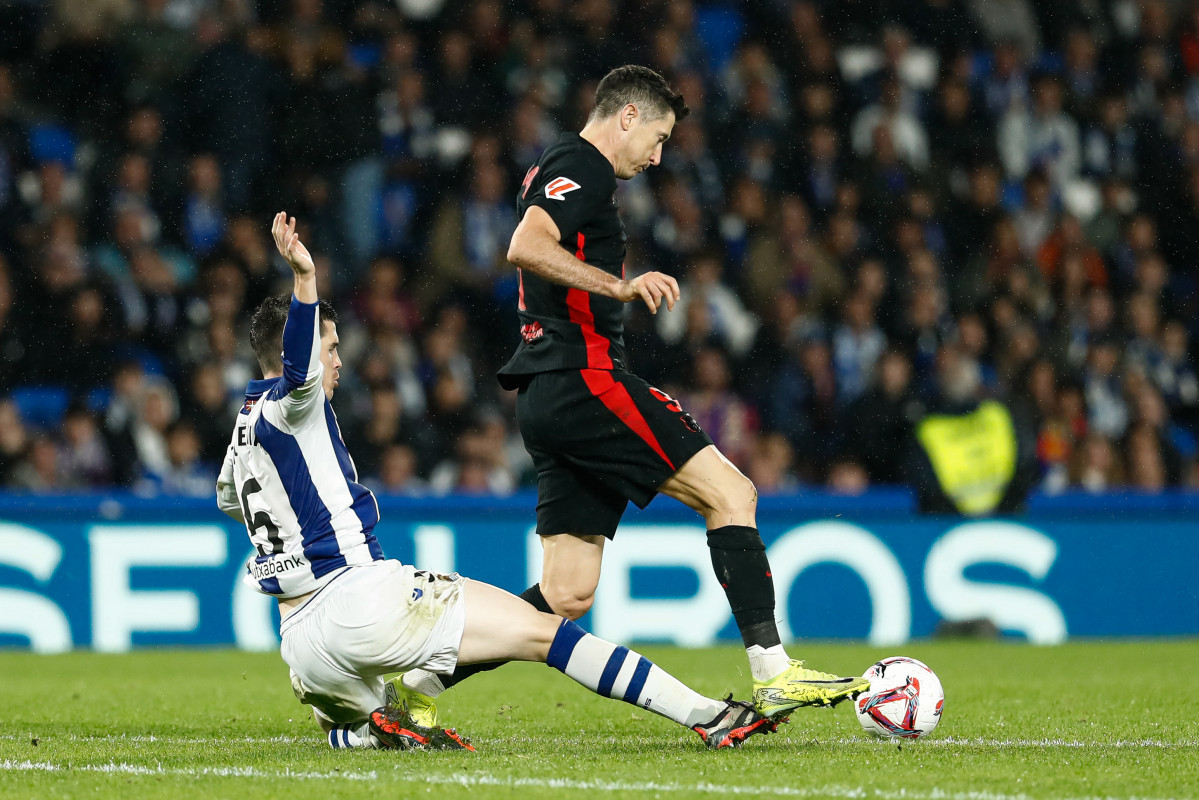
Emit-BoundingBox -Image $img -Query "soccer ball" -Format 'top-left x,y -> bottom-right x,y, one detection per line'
854,656 -> 944,739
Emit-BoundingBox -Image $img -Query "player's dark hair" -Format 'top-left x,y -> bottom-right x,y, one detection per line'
249,294 -> 339,375
591,65 -> 689,124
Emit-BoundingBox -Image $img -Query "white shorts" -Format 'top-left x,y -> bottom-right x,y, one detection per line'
280,559 -> 467,724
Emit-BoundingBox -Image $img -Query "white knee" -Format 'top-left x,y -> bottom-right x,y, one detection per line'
698,469 -> 758,523
541,583 -> 595,620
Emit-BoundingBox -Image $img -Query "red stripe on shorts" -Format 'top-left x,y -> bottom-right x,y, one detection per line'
580,369 -> 675,470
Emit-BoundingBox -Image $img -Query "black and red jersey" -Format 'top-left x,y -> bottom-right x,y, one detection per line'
498,133 -> 628,388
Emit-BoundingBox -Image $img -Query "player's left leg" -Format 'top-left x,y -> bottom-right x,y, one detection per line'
660,445 -> 869,717
383,579 -> 775,749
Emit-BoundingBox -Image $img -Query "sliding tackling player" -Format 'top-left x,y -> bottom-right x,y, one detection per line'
215,212 -> 776,750
398,65 -> 868,728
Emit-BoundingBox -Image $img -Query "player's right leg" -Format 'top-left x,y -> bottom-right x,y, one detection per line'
660,445 -> 869,716
418,579 -> 776,748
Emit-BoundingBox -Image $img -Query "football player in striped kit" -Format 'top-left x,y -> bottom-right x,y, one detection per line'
215,213 -> 775,750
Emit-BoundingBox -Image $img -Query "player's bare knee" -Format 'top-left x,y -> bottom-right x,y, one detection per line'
702,471 -> 757,522
541,584 -> 595,620
557,593 -> 594,621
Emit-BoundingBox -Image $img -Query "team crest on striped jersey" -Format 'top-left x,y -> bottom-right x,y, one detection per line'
545,177 -> 581,201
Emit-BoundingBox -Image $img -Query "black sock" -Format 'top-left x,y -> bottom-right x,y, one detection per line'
439,584 -> 553,689
706,525 -> 782,649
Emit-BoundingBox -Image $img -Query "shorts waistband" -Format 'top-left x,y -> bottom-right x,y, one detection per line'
278,565 -> 359,634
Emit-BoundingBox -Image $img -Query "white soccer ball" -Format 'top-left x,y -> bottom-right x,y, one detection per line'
854,656 -> 944,739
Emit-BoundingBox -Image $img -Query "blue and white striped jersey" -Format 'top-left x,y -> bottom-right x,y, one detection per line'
216,296 -> 383,598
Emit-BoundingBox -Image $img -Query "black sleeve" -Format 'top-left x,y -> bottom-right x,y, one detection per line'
523,151 -> 611,241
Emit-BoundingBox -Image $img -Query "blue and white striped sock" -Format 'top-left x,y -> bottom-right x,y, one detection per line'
546,619 -> 725,728
327,722 -> 381,749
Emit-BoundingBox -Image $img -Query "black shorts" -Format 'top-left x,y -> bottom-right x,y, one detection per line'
514,368 -> 713,539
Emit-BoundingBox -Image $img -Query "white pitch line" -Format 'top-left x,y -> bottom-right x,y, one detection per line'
0,734 -> 305,745
3,733 -> 1198,749
0,759 -> 374,781
826,736 -> 1199,749
0,758 -> 1191,800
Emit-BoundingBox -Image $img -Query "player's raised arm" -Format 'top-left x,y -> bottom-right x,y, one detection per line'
269,212 -> 323,396
507,206 -> 679,314
273,212 -> 317,303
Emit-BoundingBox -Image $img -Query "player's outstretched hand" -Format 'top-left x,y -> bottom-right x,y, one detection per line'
617,271 -> 680,314
271,212 -> 316,278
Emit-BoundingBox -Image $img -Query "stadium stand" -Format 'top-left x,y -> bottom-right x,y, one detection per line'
0,0 -> 1196,498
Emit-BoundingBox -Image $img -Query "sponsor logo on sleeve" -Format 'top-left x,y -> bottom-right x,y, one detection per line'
545,177 -> 581,201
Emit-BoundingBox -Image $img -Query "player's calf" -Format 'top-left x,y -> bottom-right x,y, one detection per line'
545,618 -> 771,748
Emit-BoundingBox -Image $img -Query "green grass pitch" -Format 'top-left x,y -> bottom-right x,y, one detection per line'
1,640 -> 1196,799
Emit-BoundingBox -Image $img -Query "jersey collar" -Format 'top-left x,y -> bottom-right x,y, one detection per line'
245,378 -> 279,398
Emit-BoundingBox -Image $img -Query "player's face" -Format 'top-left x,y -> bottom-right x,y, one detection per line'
618,108 -> 675,179
320,321 -> 341,400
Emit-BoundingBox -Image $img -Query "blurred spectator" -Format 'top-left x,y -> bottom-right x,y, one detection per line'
9,435 -> 66,492
648,178 -> 709,275
744,195 -> 842,318
182,154 -> 227,257
0,63 -> 31,253
369,444 -> 427,496
851,73 -> 928,171
426,159 -> 518,311
0,399 -> 30,484
768,333 -> 841,477
968,1 -> 1040,60
136,421 -> 213,497
827,460 -> 871,494
844,349 -> 923,483
0,257 -> 25,390
658,254 -> 757,359
431,29 -> 493,130
1083,94 -> 1138,181
998,73 -> 1081,191
1013,170 -> 1055,257
1151,320 -> 1199,419
428,423 -> 515,496
928,78 -> 993,194
375,68 -> 435,257
1125,422 -> 1169,491
130,380 -> 179,479
980,40 -> 1029,118
677,347 -> 756,468
832,292 -> 886,404
342,382 -> 440,480
1062,28 -> 1101,120
1068,432 -> 1123,493
745,432 -> 798,494
1084,337 -> 1129,438
183,361 -> 239,464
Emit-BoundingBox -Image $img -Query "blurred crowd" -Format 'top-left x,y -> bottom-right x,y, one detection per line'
1,0 -> 1199,497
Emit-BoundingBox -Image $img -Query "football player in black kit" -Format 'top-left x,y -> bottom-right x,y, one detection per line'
396,65 -> 868,728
